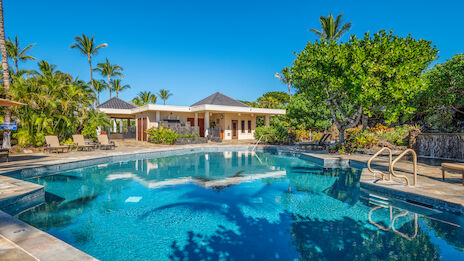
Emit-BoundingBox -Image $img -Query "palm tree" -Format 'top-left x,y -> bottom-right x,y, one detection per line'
131,91 -> 157,106
93,58 -> 123,98
111,79 -> 130,97
158,89 -> 172,105
0,0 -> 12,148
5,36 -> 36,73
274,67 -> 292,97
93,79 -> 108,105
70,34 -> 107,104
309,13 -> 351,41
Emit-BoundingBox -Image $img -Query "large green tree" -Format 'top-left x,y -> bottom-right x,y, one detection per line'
6,36 -> 36,73
70,34 -> 107,104
291,30 -> 437,143
416,54 -> 464,131
309,13 -> 351,41
93,58 -> 123,98
285,94 -> 332,131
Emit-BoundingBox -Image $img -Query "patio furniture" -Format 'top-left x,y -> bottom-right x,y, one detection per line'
0,148 -> 9,162
97,134 -> 116,150
441,163 -> 464,185
72,135 -> 96,151
44,136 -> 70,153
297,134 -> 331,150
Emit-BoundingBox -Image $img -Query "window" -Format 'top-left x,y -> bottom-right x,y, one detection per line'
241,120 -> 245,133
248,120 -> 252,133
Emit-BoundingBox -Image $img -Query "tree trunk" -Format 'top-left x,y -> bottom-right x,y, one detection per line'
0,0 -> 11,149
88,55 -> 96,106
338,127 -> 345,144
287,83 -> 292,97
361,113 -> 368,131
107,75 -> 112,98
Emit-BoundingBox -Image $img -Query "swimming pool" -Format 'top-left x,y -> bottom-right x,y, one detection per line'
14,151 -> 464,260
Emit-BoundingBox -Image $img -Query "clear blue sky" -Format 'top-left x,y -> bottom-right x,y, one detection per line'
4,0 -> 463,105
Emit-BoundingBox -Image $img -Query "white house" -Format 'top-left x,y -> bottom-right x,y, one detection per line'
97,92 -> 286,141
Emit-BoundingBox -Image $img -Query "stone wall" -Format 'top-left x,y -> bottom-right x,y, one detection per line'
414,133 -> 464,160
159,121 -> 199,136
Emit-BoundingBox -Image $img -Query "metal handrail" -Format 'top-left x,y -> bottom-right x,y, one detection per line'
252,135 -> 265,152
391,149 -> 417,187
392,211 -> 418,240
367,147 -> 393,181
368,206 -> 392,231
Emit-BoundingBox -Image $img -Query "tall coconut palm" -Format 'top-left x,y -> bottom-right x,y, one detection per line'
131,91 -> 157,106
93,79 -> 108,105
158,89 -> 172,105
70,34 -> 107,105
274,67 -> 292,97
0,0 -> 12,148
6,36 -> 36,73
93,58 -> 123,98
309,13 -> 351,41
111,79 -> 130,97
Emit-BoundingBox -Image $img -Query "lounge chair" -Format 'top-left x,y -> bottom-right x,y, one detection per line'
296,133 -> 331,151
441,163 -> 464,186
45,135 -> 70,153
312,133 -> 331,150
72,135 -> 96,151
97,134 -> 116,150
0,148 -> 9,162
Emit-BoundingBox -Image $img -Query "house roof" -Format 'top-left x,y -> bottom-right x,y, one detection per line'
97,97 -> 136,110
191,92 -> 249,107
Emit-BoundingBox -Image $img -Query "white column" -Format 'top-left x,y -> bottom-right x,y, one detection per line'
155,111 -> 160,122
113,119 -> 117,132
265,115 -> 270,127
119,119 -> 123,133
204,112 -> 210,137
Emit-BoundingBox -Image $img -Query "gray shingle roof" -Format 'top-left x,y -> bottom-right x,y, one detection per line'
97,97 -> 136,109
191,92 -> 249,107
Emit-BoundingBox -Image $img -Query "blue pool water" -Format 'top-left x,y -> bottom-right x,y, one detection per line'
14,151 -> 464,260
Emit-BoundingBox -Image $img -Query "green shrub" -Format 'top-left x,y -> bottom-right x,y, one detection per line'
146,126 -> 179,145
254,125 -> 295,144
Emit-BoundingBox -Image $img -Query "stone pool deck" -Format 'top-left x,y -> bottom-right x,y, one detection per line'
0,140 -> 463,260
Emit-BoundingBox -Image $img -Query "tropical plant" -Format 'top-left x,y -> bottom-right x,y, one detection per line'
254,125 -> 295,144
146,126 -> 178,144
131,91 -> 157,106
291,30 -> 437,143
158,89 -> 172,105
10,60 -> 97,147
274,67 -> 293,96
5,36 -> 36,73
93,58 -> 123,98
111,79 -> 130,97
81,109 -> 111,139
309,13 -> 351,41
0,0 -> 12,148
93,79 -> 108,105
70,34 -> 107,104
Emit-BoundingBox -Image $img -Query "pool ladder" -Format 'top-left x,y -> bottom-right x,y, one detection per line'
367,148 -> 418,186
